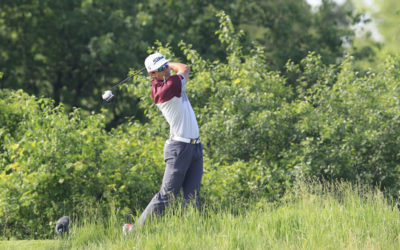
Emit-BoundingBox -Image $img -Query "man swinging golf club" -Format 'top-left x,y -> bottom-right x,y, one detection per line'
123,52 -> 203,234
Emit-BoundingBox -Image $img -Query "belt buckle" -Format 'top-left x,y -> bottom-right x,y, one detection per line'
190,138 -> 200,144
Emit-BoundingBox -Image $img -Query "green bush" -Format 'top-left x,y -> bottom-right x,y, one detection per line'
292,56 -> 400,196
0,90 -> 164,239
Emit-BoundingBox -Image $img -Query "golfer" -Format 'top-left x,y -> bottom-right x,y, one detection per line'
123,52 -> 203,234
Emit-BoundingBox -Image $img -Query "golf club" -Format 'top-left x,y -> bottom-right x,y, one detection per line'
102,67 -> 145,102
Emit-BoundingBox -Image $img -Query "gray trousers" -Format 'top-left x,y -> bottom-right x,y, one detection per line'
138,140 -> 203,225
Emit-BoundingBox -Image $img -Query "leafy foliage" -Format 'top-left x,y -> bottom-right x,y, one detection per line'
0,0 -> 358,128
293,55 -> 400,193
0,90 -> 163,239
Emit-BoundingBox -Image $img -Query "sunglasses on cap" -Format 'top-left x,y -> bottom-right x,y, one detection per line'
154,63 -> 169,72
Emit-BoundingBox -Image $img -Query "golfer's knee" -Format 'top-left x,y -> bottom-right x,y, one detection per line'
159,189 -> 179,201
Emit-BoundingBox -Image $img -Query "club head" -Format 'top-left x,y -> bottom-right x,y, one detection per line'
102,90 -> 114,102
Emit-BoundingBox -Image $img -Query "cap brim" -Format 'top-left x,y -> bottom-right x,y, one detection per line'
150,59 -> 169,72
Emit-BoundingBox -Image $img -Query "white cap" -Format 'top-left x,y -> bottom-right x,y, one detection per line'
144,52 -> 169,72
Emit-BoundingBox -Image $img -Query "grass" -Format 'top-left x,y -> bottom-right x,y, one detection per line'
1,180 -> 400,249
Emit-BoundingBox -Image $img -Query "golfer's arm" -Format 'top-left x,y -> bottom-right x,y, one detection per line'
169,62 -> 190,81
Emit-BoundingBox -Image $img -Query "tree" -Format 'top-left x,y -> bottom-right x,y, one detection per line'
370,0 -> 400,54
349,0 -> 400,72
0,0 -> 358,128
0,0 -> 146,126
232,0 -> 356,69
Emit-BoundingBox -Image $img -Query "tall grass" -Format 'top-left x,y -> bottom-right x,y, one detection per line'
1,180 -> 399,249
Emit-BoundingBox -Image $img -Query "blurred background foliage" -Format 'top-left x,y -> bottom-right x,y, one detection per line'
0,0 -> 374,127
1,0 -> 399,239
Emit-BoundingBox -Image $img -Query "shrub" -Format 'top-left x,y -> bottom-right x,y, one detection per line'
292,56 -> 400,196
0,90 -> 164,239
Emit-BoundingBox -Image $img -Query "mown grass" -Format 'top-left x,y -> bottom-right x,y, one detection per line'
1,180 -> 400,250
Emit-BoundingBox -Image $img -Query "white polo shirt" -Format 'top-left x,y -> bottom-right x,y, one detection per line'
151,74 -> 199,139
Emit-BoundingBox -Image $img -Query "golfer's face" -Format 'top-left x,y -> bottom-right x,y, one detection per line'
150,63 -> 170,81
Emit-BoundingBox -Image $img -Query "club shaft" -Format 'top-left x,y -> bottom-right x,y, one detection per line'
111,68 -> 145,90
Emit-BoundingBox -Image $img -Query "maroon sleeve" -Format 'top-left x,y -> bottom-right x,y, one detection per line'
152,75 -> 182,104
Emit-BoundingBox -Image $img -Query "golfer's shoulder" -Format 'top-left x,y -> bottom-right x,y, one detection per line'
169,74 -> 184,82
153,77 -> 181,99
172,74 -> 188,86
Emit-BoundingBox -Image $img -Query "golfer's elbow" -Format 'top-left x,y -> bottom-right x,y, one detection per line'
182,64 -> 190,81
184,64 -> 190,75
170,62 -> 190,80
